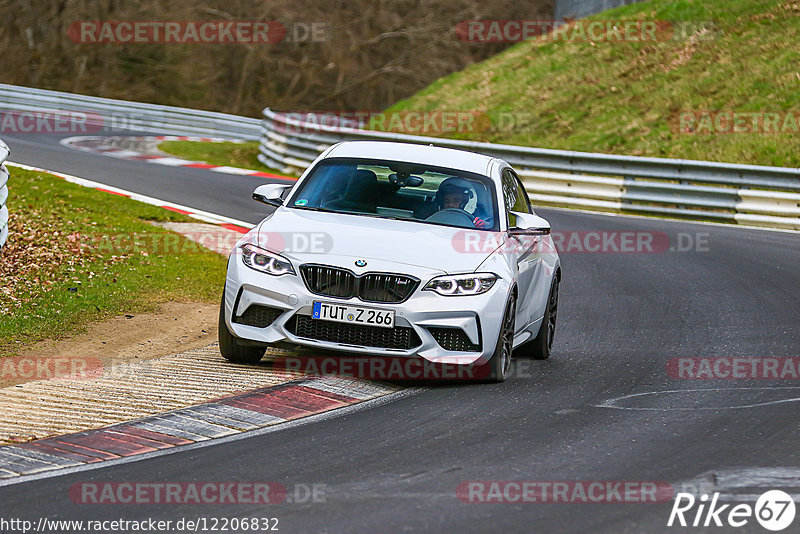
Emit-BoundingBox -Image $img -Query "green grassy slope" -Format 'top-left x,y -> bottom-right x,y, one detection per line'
387,0 -> 800,167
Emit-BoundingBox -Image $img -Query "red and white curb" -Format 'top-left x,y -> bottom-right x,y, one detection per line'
0,377 -> 400,481
7,161 -> 255,234
60,135 -> 296,181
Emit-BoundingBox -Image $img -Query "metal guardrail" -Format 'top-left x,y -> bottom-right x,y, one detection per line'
0,138 -> 9,251
0,83 -> 795,231
258,108 -> 800,230
0,84 -> 261,140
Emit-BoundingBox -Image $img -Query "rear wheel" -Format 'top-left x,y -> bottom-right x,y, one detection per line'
518,277 -> 559,360
218,294 -> 266,364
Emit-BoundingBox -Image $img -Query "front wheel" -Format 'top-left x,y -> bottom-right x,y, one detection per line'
484,293 -> 516,382
517,277 -> 559,360
218,294 -> 266,364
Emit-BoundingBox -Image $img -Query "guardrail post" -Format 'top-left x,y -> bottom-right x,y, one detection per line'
0,138 -> 10,255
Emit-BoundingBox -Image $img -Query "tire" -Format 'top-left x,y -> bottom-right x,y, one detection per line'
484,293 -> 516,382
218,294 -> 266,364
518,276 -> 559,360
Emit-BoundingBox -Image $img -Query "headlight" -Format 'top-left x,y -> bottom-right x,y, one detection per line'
240,244 -> 295,276
423,273 -> 497,296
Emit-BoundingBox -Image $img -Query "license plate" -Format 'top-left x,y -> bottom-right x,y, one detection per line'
312,301 -> 395,329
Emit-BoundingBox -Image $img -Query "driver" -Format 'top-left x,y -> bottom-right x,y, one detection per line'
435,178 -> 489,229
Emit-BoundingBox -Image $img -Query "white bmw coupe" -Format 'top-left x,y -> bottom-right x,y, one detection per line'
219,141 -> 560,381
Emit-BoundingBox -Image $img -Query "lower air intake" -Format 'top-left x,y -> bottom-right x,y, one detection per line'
288,315 -> 421,350
428,327 -> 481,352
234,305 -> 283,328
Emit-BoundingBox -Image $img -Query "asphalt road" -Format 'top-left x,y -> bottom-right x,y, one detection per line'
3,131 -> 287,225
1,131 -> 799,533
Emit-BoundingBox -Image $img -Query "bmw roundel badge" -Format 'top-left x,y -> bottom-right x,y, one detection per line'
355,259 -> 367,267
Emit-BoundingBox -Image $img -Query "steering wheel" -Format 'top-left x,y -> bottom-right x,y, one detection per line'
425,208 -> 475,228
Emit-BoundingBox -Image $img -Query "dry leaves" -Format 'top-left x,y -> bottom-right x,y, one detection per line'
0,207 -> 128,315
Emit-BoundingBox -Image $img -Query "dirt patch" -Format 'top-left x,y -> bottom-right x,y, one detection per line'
1,301 -> 218,388
662,28 -> 709,72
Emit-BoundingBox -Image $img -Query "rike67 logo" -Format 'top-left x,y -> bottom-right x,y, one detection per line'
668,490 -> 796,531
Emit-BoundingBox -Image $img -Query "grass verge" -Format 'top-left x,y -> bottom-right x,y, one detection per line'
0,167 -> 228,356
158,140 -> 285,174
387,0 -> 800,167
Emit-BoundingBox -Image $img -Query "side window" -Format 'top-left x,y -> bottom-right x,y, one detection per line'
515,175 -> 534,215
502,169 -> 531,227
501,169 -> 516,227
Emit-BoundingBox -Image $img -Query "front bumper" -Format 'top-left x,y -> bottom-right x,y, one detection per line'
224,256 -> 510,365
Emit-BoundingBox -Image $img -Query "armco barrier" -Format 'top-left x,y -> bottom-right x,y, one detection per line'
257,109 -> 800,230
0,84 -> 260,140
0,83 -> 796,231
0,138 -> 9,251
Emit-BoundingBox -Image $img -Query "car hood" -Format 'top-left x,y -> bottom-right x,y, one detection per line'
253,208 -> 496,276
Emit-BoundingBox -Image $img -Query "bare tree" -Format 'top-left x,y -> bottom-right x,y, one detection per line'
0,0 -> 552,115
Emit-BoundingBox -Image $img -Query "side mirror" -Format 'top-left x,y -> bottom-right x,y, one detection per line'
253,184 -> 291,207
509,212 -> 551,236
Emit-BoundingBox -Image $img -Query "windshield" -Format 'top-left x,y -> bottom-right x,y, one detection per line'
286,157 -> 499,231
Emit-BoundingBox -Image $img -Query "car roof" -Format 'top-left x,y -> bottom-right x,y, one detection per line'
324,141 -> 497,176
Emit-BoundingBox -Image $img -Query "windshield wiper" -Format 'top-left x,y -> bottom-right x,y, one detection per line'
291,205 -> 415,222
291,206 -> 339,214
